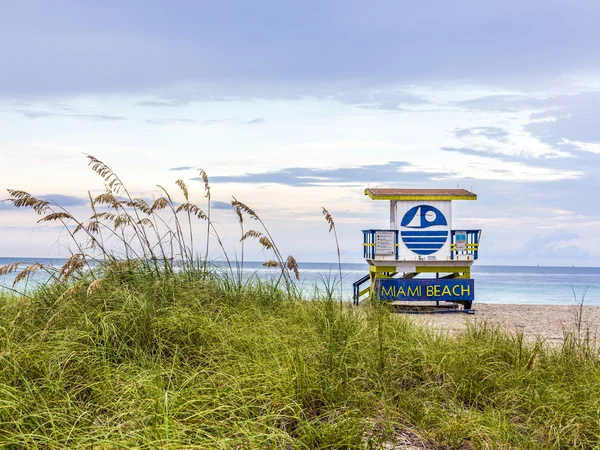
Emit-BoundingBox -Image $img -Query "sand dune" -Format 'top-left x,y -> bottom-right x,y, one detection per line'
411,303 -> 600,344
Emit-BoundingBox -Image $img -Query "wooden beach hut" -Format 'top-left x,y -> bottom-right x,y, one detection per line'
353,188 -> 481,312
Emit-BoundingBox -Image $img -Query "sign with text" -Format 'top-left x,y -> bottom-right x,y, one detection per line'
375,231 -> 396,256
376,278 -> 474,302
454,231 -> 467,251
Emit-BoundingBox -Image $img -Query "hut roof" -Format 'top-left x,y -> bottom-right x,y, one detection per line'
365,188 -> 477,201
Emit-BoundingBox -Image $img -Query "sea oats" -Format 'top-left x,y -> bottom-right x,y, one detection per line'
113,215 -> 132,229
37,212 -> 74,223
87,220 -> 100,233
6,190 -> 50,214
198,169 -> 210,198
231,197 -> 258,220
259,236 -> 273,250
241,230 -> 263,241
0,262 -> 21,276
58,254 -> 86,282
286,255 -> 300,281
175,179 -> 189,201
321,207 -> 334,232
12,263 -> 43,287
176,202 -> 207,219
87,278 -> 103,296
151,197 -> 168,211
94,192 -> 118,208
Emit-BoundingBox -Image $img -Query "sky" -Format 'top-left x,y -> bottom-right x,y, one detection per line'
1,0 -> 599,266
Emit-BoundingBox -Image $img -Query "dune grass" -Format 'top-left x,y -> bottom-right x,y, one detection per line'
2,155 -> 600,448
1,270 -> 600,449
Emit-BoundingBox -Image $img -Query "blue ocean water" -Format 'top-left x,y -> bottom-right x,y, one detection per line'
1,257 -> 599,306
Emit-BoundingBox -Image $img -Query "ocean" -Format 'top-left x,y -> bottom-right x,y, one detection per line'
1,257 -> 599,306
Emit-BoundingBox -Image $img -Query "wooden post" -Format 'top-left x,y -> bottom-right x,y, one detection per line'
389,200 -> 397,229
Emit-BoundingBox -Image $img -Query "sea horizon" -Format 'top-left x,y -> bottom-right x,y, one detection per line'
1,256 -> 599,306
2,256 -> 600,270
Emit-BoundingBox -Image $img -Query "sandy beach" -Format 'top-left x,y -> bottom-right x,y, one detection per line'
410,303 -> 600,345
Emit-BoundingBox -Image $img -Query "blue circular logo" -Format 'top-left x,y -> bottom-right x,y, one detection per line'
400,205 -> 448,255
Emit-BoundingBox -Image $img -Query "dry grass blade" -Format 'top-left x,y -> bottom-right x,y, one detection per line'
106,260 -> 138,274
58,283 -> 81,300
232,201 -> 243,223
175,179 -> 189,201
0,262 -> 21,276
87,278 -> 103,296
114,215 -> 132,229
198,169 -> 210,198
322,207 -> 334,232
58,254 -> 86,282
86,155 -> 122,192
231,197 -> 258,220
91,212 -> 116,221
176,203 -> 207,219
37,212 -> 74,223
240,230 -> 263,241
6,189 -> 50,214
12,263 -> 43,287
94,192 -> 118,208
263,260 -> 279,267
87,220 -> 100,233
286,255 -> 300,281
322,206 -> 343,305
259,236 -> 273,250
136,218 -> 153,227
129,198 -> 152,215
151,197 -> 168,211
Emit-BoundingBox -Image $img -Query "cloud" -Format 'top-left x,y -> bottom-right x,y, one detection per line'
211,200 -> 232,210
455,91 -> 600,148
16,110 -> 127,121
455,95 -> 533,112
195,161 -> 450,187
2,1 -> 599,99
137,100 -> 188,107
356,103 -> 405,111
440,147 -> 567,168
525,96 -> 600,148
50,103 -> 74,111
454,127 -> 510,141
336,89 -> 429,111
145,117 -> 265,126
200,118 -> 264,125
38,194 -> 88,206
145,118 -> 197,124
519,230 -> 591,260
169,166 -> 195,171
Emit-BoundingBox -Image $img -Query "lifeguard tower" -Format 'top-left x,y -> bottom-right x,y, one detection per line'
353,189 -> 481,312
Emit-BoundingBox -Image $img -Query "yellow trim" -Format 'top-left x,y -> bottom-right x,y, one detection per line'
364,190 -> 476,201
369,265 -> 397,273
363,243 -> 375,247
358,287 -> 370,298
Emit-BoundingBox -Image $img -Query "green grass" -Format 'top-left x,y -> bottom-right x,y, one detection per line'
1,271 -> 600,449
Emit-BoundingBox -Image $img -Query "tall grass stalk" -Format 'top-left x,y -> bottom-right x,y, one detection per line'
321,207 -> 343,309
